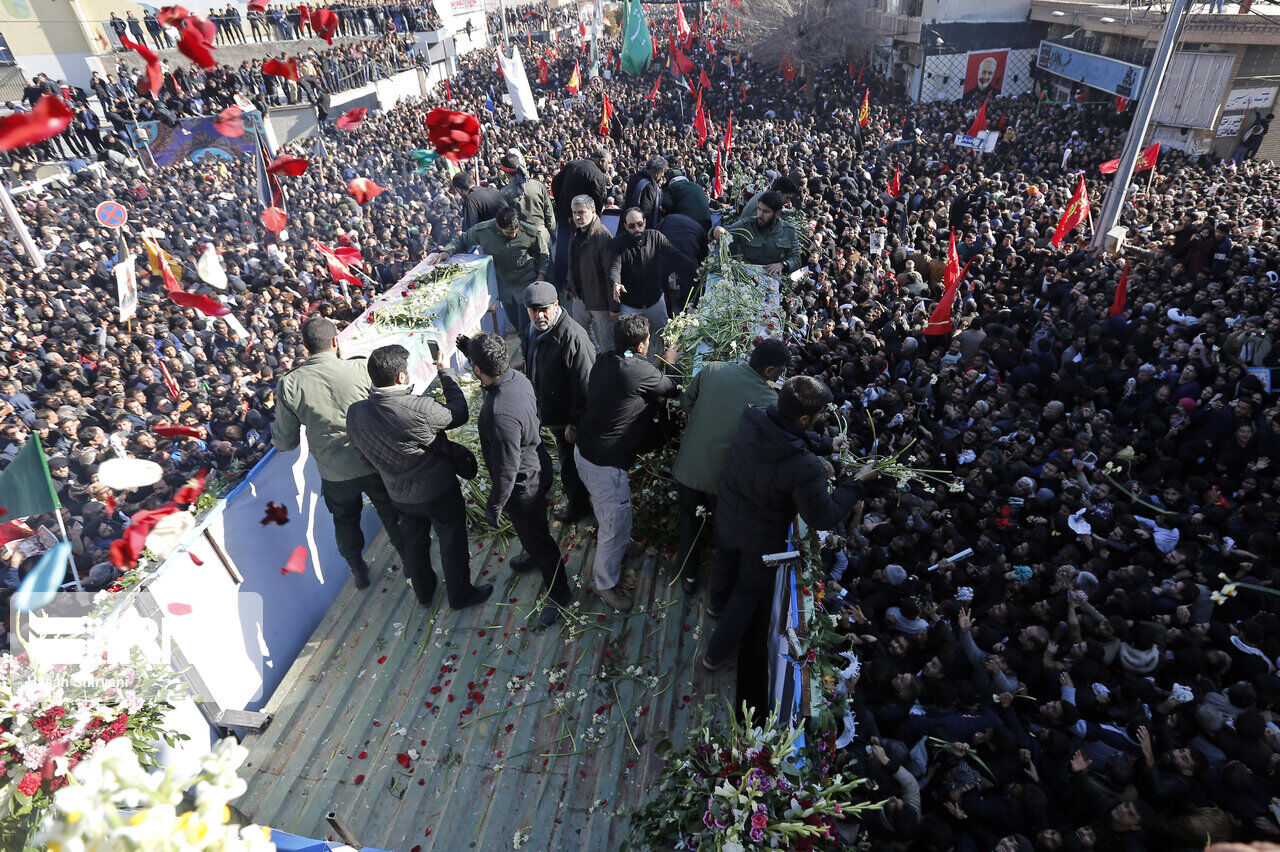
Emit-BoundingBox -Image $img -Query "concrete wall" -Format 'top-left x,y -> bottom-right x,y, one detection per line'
921,0 -> 1032,24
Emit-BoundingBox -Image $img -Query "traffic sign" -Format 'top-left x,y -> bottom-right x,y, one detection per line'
95,201 -> 128,229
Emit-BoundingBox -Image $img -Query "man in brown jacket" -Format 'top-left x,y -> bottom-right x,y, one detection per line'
566,194 -> 619,351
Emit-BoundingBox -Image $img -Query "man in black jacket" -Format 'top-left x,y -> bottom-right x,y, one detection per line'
567,195 -> 619,351
521,281 -> 595,523
573,314 -> 679,611
462,331 -> 571,627
451,172 -> 508,233
702,377 -> 866,681
550,147 -> 612,289
623,155 -> 666,228
611,207 -> 694,357
658,211 -> 708,316
346,345 -> 493,611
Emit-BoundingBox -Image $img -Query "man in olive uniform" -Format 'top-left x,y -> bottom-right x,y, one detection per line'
498,151 -> 556,246
430,206 -> 550,339
272,317 -> 406,590
711,190 -> 803,277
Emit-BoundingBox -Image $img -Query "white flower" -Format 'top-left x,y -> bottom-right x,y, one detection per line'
513,826 -> 531,848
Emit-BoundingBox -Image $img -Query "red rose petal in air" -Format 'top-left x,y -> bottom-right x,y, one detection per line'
189,552 -> 203,566
153,424 -> 203,440
214,105 -> 245,138
282,545 -> 308,574
358,751 -> 367,759
247,0 -> 268,11
166,602 -> 193,616
102,495 -> 116,516
177,26 -> 217,70
353,774 -> 364,785
336,107 -> 367,130
262,57 -> 300,82
377,655 -> 387,664
174,467 -> 209,505
396,753 -> 411,768
266,153 -> 309,176
183,13 -> 217,44
157,5 -> 189,27
310,8 -> 339,43
347,177 -> 385,204
260,206 -> 288,234
0,95 -> 73,153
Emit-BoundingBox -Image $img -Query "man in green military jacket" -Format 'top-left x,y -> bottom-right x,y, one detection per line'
272,317 -> 406,590
430,206 -> 550,338
498,151 -> 556,246
712,190 -> 803,276
669,338 -> 790,595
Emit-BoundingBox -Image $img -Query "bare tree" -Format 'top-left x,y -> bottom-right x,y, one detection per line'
732,0 -> 873,71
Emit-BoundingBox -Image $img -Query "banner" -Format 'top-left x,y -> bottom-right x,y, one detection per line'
128,114 -> 262,167
115,253 -> 139,321
964,49 -> 1008,100
496,44 -> 540,122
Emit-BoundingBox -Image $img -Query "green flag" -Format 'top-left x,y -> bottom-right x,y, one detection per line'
0,440 -> 60,520
621,0 -> 653,75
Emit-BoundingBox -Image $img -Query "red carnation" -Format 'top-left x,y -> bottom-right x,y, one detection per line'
17,771 -> 41,797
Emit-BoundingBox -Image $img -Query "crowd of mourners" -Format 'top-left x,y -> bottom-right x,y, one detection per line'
1,8 -> 1279,849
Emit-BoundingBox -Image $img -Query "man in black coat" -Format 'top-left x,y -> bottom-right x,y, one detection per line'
520,281 -> 595,523
703,377 -> 869,692
658,212 -> 708,316
611,207 -> 693,355
346,344 -> 493,612
623,154 -> 666,228
451,172 -> 508,233
550,147 -> 612,288
461,331 -> 571,627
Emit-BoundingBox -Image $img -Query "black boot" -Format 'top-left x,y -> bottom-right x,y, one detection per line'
349,560 -> 371,590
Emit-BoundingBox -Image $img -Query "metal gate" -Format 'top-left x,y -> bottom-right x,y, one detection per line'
1153,51 -> 1236,130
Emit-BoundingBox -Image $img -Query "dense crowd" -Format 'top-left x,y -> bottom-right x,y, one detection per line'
1,11 -> 1279,848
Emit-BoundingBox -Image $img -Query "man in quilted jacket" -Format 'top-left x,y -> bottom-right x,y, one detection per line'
702,376 -> 870,680
346,345 -> 493,612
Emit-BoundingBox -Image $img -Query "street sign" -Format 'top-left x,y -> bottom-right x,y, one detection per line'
95,201 -> 128,229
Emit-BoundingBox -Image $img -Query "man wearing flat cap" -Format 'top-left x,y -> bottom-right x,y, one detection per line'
521,280 -> 596,524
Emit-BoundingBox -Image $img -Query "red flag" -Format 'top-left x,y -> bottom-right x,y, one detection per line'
260,207 -> 287,234
693,92 -> 708,146
849,61 -> 855,78
538,57 -> 549,85
676,0 -> 691,45
444,77 -> 453,102
1075,89 -> 1088,103
857,60 -> 865,84
887,163 -> 901,197
968,94 -> 989,136
157,360 -> 181,401
567,61 -> 581,95
713,150 -> 723,198
741,82 -> 747,103
157,5 -> 189,27
722,109 -> 733,157
858,89 -> 869,127
674,49 -> 695,78
1110,260 -> 1130,317
924,231 -> 972,335
168,290 -> 230,317
1098,142 -> 1160,175
699,66 -> 712,90
781,53 -> 796,82
348,177 -> 386,204
214,105 -> 245,137
309,8 -> 338,43
1050,174 -> 1091,249
646,76 -> 661,101
1115,95 -> 1129,113
599,93 -> 613,137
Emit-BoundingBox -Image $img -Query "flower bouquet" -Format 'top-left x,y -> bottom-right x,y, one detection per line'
829,405 -> 963,497
0,650 -> 189,847
30,736 -> 275,852
369,262 -> 471,331
630,700 -> 878,851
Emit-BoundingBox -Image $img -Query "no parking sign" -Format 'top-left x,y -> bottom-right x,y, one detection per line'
95,201 -> 128,229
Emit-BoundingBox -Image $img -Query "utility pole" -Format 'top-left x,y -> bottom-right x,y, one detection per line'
496,0 -> 510,48
1090,0 -> 1190,251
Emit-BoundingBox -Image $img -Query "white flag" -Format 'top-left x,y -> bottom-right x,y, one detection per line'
197,243 -> 227,290
497,44 -> 540,123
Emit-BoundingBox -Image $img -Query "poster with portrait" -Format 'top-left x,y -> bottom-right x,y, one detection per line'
115,254 -> 138,322
963,49 -> 1009,100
